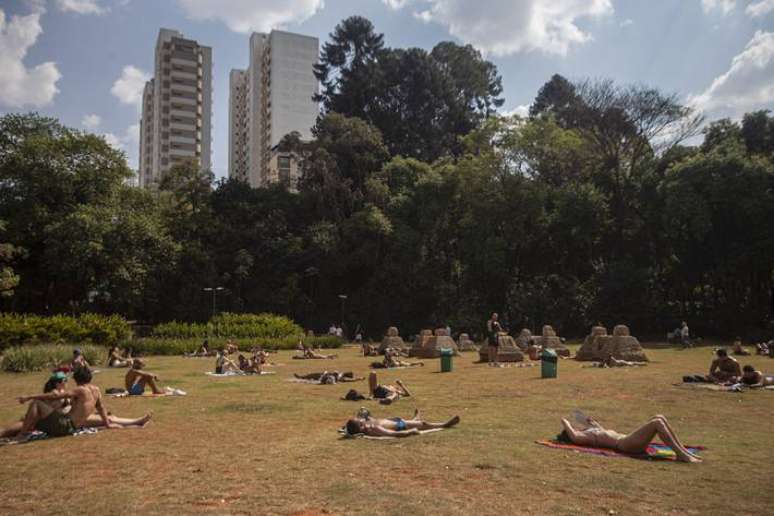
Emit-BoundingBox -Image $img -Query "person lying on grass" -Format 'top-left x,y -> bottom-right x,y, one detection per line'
369,371 -> 411,405
215,349 -> 240,374
7,368 -> 151,440
186,339 -> 215,357
344,408 -> 460,437
559,414 -> 702,463
740,365 -> 774,387
237,354 -> 263,374
106,346 -> 134,368
125,359 -> 164,395
362,342 -> 379,356
589,355 -> 648,368
294,371 -> 364,384
708,348 -> 742,384
294,344 -> 337,360
382,348 -> 423,369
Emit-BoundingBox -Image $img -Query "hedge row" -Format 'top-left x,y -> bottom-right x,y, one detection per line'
0,313 -> 131,350
124,335 -> 344,356
151,313 -> 304,339
1,344 -> 105,373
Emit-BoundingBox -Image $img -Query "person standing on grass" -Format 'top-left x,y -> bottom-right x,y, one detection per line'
680,322 -> 691,348
486,312 -> 503,366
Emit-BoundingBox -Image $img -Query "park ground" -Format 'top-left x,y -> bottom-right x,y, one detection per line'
0,343 -> 772,515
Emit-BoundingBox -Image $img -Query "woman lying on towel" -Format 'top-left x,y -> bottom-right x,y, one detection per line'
294,371 -> 364,384
740,365 -> 774,387
344,408 -> 460,437
559,414 -> 702,463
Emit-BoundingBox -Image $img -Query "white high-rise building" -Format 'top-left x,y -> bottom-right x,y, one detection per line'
229,30 -> 319,188
139,28 -> 212,188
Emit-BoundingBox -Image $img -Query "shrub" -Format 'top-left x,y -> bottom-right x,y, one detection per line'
1,344 -> 104,373
0,313 -> 131,350
150,313 -> 304,340
124,335 -> 344,356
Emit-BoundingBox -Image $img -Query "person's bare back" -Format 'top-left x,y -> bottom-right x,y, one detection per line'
67,384 -> 100,428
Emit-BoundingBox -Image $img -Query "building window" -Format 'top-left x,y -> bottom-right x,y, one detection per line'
278,155 -> 291,187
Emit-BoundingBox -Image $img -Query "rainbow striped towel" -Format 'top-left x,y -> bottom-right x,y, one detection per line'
536,440 -> 705,460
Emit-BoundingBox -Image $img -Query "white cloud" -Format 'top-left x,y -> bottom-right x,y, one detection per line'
689,30 -> 774,118
746,0 -> 774,17
382,0 -> 412,8
55,0 -> 107,15
82,113 -> 101,129
407,0 -> 613,57
620,18 -> 634,27
701,0 -> 736,15
111,65 -> 149,108
0,8 -> 61,108
102,123 -> 140,168
176,0 -> 323,33
502,104 -> 531,117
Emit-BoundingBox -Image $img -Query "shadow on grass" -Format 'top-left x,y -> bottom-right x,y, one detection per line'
210,402 -> 295,415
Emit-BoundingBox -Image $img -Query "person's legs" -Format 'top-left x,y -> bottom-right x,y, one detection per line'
617,418 -> 700,462
144,375 -> 164,395
405,415 -> 461,430
369,372 -> 378,396
82,413 -> 152,428
488,345 -> 496,364
0,421 -> 24,438
395,379 -> 411,397
651,415 -> 701,459
19,400 -> 54,433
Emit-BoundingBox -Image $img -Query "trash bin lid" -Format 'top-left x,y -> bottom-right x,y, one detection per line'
440,348 -> 454,356
541,348 -> 557,358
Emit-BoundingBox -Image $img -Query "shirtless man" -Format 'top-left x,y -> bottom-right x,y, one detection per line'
369,371 -> 411,405
708,348 -> 742,384
125,359 -> 164,395
215,349 -> 239,374
237,354 -> 262,374
560,414 -> 702,463
740,365 -> 774,387
294,371 -> 364,384
106,346 -> 133,368
344,408 -> 460,437
294,345 -> 337,360
13,368 -> 150,439
382,348 -> 423,368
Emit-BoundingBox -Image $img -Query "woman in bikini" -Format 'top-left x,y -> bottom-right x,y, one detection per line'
560,415 -> 702,463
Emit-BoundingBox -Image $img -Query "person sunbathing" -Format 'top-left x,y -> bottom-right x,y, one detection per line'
294,371 -> 364,384
755,342 -> 770,356
344,408 -> 460,437
10,368 -> 150,440
237,354 -> 262,374
186,340 -> 215,357
708,348 -> 742,384
215,349 -> 240,374
382,349 -> 423,369
1,372 -> 71,438
369,371 -> 411,404
362,343 -> 379,356
732,338 -> 750,356
559,414 -> 702,463
294,345 -> 337,360
604,356 -> 647,367
106,346 -> 134,368
740,365 -> 774,387
225,340 -> 239,355
124,359 -> 164,395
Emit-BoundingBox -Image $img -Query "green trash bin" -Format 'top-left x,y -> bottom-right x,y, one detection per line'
541,348 -> 558,379
440,348 -> 454,373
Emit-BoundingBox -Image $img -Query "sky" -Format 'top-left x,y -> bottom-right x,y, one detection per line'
1,0 -> 773,179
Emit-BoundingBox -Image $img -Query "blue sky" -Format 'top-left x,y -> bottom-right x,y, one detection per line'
1,0 -> 772,179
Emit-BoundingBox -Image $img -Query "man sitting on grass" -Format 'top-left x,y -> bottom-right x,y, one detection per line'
740,365 -> 774,387
708,348 -> 742,384
382,348 -> 423,369
215,349 -> 240,374
294,371 -> 364,384
344,408 -> 460,437
125,359 -> 164,395
559,414 -> 701,463
11,368 -> 150,440
369,371 -> 411,405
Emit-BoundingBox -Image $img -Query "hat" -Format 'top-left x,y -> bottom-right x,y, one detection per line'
49,371 -> 68,383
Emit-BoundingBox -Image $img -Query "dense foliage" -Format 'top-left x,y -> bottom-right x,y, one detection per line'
0,17 -> 772,340
151,313 -> 304,339
0,313 -> 131,349
125,335 -> 343,356
1,344 -> 104,372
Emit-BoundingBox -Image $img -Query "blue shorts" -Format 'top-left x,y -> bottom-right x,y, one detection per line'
129,383 -> 145,396
390,417 -> 407,431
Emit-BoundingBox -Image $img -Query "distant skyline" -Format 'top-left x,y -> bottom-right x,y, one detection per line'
1,0 -> 772,178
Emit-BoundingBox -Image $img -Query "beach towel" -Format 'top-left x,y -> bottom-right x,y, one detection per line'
675,382 -> 774,392
338,427 -> 445,440
205,371 -> 276,377
108,386 -> 186,397
0,427 -> 99,446
536,439 -> 705,461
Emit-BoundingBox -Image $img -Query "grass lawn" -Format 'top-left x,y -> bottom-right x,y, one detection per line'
1,343 -> 773,515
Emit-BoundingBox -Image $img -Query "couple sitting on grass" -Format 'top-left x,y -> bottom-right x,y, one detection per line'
1,368 -> 150,441
693,349 -> 773,386
214,349 -> 269,374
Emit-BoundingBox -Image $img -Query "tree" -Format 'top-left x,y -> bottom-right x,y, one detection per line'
740,110 -> 773,155
0,220 -> 21,299
530,74 -> 582,128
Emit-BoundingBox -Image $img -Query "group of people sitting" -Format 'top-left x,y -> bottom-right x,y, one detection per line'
215,347 -> 272,375
1,368 -> 150,441
684,348 -> 774,386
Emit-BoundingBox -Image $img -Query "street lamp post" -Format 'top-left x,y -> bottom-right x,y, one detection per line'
338,294 -> 347,338
203,286 -> 225,318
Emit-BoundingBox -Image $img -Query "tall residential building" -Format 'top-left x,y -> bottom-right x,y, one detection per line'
139,28 -> 212,188
229,30 -> 319,188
